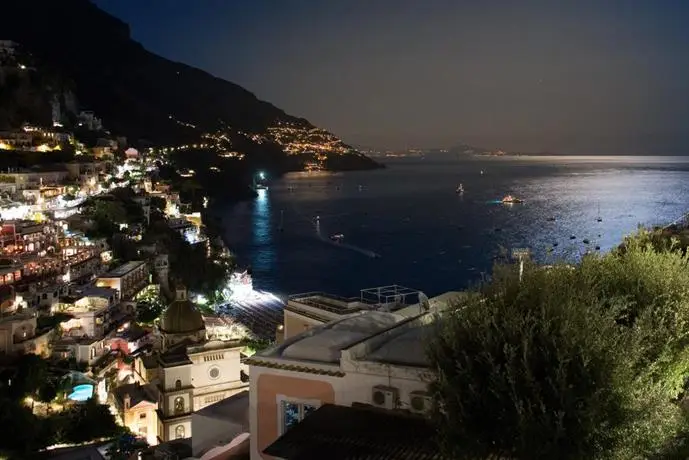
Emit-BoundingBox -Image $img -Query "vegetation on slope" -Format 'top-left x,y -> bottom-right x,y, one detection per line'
428,231 -> 689,459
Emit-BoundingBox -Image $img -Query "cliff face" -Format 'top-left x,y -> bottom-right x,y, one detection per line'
4,1 -> 376,156
4,0 -> 307,145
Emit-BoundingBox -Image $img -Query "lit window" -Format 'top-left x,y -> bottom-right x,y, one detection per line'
174,396 -> 184,414
281,401 -> 318,434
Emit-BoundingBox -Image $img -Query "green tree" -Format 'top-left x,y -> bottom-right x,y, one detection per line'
84,199 -> 128,238
10,353 -> 49,399
427,234 -> 689,460
137,299 -> 165,324
60,398 -> 120,444
106,433 -> 148,460
37,380 -> 58,404
0,398 -> 47,455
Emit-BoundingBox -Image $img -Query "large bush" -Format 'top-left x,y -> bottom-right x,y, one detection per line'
427,232 -> 689,459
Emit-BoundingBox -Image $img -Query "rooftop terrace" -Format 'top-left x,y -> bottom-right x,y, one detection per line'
252,291 -> 462,373
101,260 -> 145,278
288,285 -> 426,316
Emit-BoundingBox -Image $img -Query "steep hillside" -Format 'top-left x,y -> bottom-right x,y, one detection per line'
3,0 -> 380,171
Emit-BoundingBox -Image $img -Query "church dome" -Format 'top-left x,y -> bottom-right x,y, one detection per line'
160,287 -> 204,334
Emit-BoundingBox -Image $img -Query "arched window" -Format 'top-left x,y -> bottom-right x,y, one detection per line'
174,396 -> 184,414
175,379 -> 182,390
175,424 -> 185,439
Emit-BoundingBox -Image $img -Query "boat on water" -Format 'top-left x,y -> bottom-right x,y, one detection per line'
330,233 -> 344,242
255,184 -> 268,190
501,195 -> 524,204
456,184 -> 464,193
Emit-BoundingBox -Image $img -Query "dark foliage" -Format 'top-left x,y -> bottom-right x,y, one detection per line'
428,233 -> 689,459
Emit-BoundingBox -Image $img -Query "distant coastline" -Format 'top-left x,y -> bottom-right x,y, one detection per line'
364,149 -> 689,159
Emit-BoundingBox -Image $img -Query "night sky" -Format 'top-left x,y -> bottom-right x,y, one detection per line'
94,0 -> 689,154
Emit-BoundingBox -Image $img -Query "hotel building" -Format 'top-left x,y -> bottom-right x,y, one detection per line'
247,287 -> 461,459
96,260 -> 148,300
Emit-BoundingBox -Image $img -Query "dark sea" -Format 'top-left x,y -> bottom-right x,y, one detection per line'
219,155 -> 689,297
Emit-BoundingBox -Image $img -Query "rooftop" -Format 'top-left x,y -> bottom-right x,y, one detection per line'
395,291 -> 464,318
0,311 -> 35,325
159,341 -> 194,367
187,339 -> 244,355
263,403 -> 446,460
101,260 -> 145,278
288,285 -> 425,317
250,292 -> 461,374
365,322 -> 437,367
195,389 -> 249,422
113,382 -> 157,409
273,311 -> 404,364
73,285 -> 118,299
114,323 -> 149,342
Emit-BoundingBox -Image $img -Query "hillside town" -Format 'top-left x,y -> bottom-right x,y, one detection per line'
7,1 -> 689,456
0,37 -> 442,460
0,91 -> 457,459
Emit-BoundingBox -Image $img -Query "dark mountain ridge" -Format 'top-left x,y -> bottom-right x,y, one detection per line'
3,0 -> 381,184
3,0 -> 305,145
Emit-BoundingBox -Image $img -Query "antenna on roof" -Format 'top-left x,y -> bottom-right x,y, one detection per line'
419,292 -> 430,314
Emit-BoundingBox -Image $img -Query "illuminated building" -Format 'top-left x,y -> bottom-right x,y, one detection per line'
0,311 -> 53,356
64,249 -> 103,283
136,286 -> 248,442
54,286 -> 119,338
247,306 -> 454,460
247,289 -> 462,458
65,161 -> 108,182
0,260 -> 23,286
21,281 -> 68,310
95,261 -> 149,300
0,288 -> 53,356
0,220 -> 58,256
52,336 -> 107,365
0,168 -> 69,190
281,285 -> 435,340
0,131 -> 32,149
113,382 -> 160,446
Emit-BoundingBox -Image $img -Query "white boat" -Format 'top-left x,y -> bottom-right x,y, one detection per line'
456,184 -> 464,193
501,195 -> 524,204
330,233 -> 344,242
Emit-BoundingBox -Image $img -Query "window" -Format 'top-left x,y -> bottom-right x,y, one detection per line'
139,413 -> 146,419
281,400 -> 318,434
208,366 -> 220,380
174,396 -> 184,414
175,425 -> 185,439
175,379 -> 182,390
